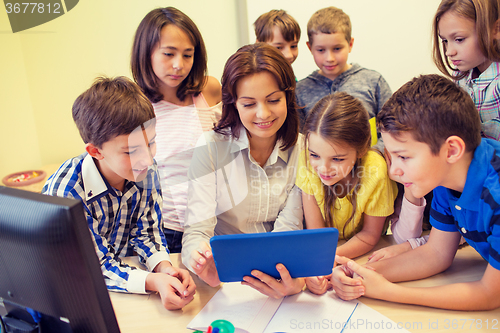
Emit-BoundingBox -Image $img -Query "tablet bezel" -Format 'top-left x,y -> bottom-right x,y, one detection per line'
210,228 -> 339,283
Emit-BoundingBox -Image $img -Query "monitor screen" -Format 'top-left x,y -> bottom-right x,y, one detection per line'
0,186 -> 120,333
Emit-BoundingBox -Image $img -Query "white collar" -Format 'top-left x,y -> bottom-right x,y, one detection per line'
230,127 -> 290,165
82,153 -> 111,202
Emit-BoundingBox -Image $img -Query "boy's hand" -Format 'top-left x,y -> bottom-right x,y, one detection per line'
145,272 -> 196,310
154,261 -> 196,298
337,259 -> 393,301
367,242 -> 412,263
305,274 -> 331,295
242,263 -> 305,299
189,241 -> 221,287
331,255 -> 365,300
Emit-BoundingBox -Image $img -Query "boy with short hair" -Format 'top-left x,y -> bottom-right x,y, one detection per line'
330,74 -> 500,310
296,6 -> 391,145
254,9 -> 301,65
42,76 -> 196,310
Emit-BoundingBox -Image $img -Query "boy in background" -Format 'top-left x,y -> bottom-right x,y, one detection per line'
42,76 -> 196,310
254,9 -> 301,65
331,74 -> 500,310
296,6 -> 391,147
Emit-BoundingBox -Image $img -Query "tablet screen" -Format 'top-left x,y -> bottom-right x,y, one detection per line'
210,228 -> 338,282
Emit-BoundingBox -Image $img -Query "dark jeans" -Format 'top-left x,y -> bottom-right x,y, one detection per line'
163,228 -> 183,253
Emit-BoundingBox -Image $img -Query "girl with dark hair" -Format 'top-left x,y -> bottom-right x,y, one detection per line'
131,7 -> 221,252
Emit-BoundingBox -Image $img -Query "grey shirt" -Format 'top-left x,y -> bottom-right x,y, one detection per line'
296,63 -> 392,147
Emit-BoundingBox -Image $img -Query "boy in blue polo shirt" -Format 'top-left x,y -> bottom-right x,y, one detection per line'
329,74 -> 500,310
42,76 -> 196,310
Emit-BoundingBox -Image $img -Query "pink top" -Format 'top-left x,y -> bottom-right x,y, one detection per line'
390,195 -> 428,249
153,94 -> 222,231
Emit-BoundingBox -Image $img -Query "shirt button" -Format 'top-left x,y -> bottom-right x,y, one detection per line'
461,227 -> 467,234
455,205 -> 462,210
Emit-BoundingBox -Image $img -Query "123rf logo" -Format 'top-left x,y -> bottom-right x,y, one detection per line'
4,0 -> 79,33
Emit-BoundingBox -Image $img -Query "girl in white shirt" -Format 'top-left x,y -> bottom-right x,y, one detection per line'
131,7 -> 222,253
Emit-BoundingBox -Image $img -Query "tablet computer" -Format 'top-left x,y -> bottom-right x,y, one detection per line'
210,228 -> 338,283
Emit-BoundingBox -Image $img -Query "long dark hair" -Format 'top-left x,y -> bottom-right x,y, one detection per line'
131,7 -> 208,103
215,43 -> 299,150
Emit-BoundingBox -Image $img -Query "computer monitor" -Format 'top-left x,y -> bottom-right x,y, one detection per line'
0,186 -> 120,333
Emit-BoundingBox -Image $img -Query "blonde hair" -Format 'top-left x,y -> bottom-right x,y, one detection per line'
307,6 -> 351,44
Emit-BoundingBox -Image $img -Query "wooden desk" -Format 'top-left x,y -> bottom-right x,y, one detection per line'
353,237 -> 499,333
110,255 -> 220,333
110,238 -> 500,333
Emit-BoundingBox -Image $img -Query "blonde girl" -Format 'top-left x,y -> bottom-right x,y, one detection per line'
131,7 -> 222,252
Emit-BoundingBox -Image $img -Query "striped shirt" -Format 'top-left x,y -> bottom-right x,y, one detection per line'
430,139 -> 500,270
153,94 -> 222,232
457,62 -> 500,140
42,153 -> 171,294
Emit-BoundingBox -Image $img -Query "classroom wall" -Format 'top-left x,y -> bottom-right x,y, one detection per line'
0,0 -> 440,180
0,0 -> 239,179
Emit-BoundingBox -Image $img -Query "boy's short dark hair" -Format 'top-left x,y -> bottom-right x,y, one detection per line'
72,76 -> 155,148
377,74 -> 481,155
254,9 -> 301,43
307,6 -> 351,44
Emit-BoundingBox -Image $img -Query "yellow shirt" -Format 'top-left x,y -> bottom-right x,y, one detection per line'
296,150 -> 397,239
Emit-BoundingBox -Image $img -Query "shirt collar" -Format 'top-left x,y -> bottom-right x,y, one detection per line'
457,139 -> 494,210
230,126 -> 289,164
82,153 -> 115,202
465,62 -> 500,86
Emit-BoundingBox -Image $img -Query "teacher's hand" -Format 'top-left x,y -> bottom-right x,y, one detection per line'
242,263 -> 305,299
189,241 -> 221,287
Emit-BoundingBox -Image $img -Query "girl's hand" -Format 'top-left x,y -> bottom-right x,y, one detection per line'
305,274 -> 332,295
367,242 -> 412,263
242,264 -> 305,299
189,241 -> 221,287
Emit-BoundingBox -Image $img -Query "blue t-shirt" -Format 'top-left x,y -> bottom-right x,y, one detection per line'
430,138 -> 500,270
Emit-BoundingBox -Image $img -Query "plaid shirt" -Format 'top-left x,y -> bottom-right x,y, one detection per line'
457,62 -> 500,140
42,153 -> 171,294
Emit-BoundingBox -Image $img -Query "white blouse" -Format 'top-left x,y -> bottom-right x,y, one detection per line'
181,127 -> 303,271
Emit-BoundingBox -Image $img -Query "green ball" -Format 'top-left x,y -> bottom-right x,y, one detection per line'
210,319 -> 235,333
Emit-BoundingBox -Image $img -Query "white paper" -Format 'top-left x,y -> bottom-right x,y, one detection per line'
342,301 -> 410,333
187,283 -> 282,333
187,284 -> 409,333
263,290 -> 358,333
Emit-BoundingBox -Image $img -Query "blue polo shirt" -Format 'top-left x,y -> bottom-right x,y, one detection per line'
430,138 -> 500,270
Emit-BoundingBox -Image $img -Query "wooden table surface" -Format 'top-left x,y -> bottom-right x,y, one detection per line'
110,238 -> 500,333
